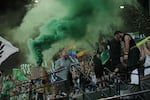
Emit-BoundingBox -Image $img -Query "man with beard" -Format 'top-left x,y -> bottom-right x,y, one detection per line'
109,31 -> 122,73
115,31 -> 140,81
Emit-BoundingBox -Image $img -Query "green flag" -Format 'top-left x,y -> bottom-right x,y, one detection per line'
101,49 -> 110,65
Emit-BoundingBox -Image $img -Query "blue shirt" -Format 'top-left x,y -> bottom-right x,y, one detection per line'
55,58 -> 71,80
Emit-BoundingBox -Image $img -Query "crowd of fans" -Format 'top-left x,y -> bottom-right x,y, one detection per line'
0,31 -> 149,100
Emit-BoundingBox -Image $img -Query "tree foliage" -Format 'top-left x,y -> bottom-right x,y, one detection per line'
121,4 -> 150,36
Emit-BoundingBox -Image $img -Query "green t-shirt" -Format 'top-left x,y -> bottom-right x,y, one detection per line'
1,80 -> 13,95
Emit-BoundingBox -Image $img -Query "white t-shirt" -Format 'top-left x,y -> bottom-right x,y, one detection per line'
131,69 -> 139,85
144,55 -> 150,75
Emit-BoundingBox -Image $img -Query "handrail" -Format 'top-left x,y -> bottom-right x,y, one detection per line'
98,89 -> 150,100
104,67 -> 144,99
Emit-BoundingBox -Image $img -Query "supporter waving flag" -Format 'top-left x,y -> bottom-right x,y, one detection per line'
0,36 -> 19,65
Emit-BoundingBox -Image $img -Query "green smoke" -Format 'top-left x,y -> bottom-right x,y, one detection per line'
28,0 -> 95,66
27,0 -> 137,66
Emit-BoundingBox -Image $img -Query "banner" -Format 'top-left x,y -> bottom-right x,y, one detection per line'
30,67 -> 46,80
0,36 -> 19,65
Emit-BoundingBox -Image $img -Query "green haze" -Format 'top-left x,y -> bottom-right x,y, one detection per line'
28,0 -> 138,66
28,0 -> 95,66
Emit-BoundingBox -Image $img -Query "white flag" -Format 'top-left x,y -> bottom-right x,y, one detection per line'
0,36 -> 19,65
